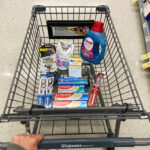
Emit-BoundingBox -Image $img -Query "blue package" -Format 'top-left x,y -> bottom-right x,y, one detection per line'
58,77 -> 88,86
40,73 -> 54,78
144,2 -> 150,21
44,94 -> 52,108
64,61 -> 69,68
37,94 -> 45,106
148,19 -> 150,32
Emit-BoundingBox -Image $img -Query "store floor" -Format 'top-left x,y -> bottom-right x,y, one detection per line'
0,0 -> 150,149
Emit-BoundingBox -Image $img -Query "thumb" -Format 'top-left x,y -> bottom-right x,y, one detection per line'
35,134 -> 44,143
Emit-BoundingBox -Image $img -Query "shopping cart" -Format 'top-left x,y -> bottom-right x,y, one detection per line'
0,5 -> 150,150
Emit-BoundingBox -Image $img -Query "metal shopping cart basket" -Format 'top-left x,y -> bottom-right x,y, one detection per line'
0,5 -> 150,150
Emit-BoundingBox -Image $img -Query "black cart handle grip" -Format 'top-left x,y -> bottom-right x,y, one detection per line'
0,142 -> 8,149
96,5 -> 110,13
1,138 -> 150,149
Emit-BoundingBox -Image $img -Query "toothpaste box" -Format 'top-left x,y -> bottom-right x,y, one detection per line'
53,101 -> 87,108
58,85 -> 84,93
54,93 -> 88,101
58,77 -> 88,86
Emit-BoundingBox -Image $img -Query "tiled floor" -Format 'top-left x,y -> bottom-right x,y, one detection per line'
0,0 -> 150,149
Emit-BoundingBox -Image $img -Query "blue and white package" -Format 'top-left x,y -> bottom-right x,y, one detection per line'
37,73 -> 54,107
37,94 -> 45,106
44,94 -> 52,108
58,77 -> 88,86
144,2 -> 150,21
40,73 -> 54,79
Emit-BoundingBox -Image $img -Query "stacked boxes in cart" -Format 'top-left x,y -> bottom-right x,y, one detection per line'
37,21 -> 106,109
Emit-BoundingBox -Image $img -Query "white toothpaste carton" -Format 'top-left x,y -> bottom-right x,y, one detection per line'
54,93 -> 88,101
58,85 -> 84,93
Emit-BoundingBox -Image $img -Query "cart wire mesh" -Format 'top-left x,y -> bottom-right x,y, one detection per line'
3,6 -> 145,121
35,119 -> 108,136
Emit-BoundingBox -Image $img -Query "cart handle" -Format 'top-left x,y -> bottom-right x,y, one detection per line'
1,138 -> 150,149
96,5 -> 110,13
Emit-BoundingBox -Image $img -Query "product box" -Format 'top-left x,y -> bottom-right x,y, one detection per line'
58,85 -> 84,93
53,101 -> 87,108
69,56 -> 82,77
54,93 -> 88,101
58,77 -> 88,86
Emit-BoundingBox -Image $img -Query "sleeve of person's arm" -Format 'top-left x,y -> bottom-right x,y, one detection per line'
7,143 -> 25,150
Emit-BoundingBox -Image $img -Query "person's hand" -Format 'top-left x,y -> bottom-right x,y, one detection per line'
11,134 -> 44,150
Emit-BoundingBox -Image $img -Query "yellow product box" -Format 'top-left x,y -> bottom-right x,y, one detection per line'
142,62 -> 150,69
141,53 -> 150,61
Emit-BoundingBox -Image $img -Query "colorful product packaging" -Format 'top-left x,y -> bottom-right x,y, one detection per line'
69,56 -> 82,77
45,94 -> 53,108
37,94 -> 45,106
37,74 -> 54,108
54,93 -> 88,101
58,77 -> 88,86
56,40 -> 74,70
58,85 -> 84,93
87,73 -> 104,107
53,101 -> 87,108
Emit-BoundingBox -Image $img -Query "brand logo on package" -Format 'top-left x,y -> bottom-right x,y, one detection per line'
58,85 -> 73,89
55,93 -> 74,97
84,38 -> 93,51
59,79 -> 72,82
61,144 -> 82,148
